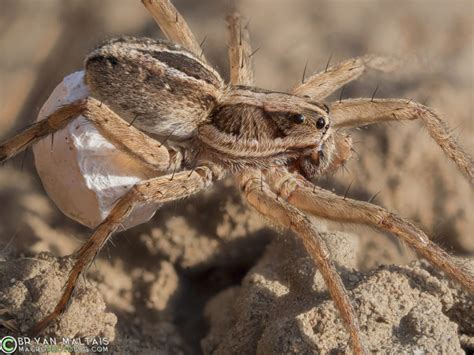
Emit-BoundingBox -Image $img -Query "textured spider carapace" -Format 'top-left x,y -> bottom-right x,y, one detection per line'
0,1 -> 473,353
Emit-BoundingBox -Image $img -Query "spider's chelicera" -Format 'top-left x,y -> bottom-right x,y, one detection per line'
0,1 -> 472,354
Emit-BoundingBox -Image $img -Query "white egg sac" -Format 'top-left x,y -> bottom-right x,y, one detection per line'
33,71 -> 161,230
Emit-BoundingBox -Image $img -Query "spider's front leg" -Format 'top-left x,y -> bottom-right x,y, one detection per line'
266,168 -> 474,294
330,98 -> 473,182
238,169 -> 367,355
293,55 -> 400,100
29,166 -> 216,336
0,98 -> 172,171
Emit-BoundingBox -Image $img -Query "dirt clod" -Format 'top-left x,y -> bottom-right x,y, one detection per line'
203,233 -> 473,354
0,253 -> 116,339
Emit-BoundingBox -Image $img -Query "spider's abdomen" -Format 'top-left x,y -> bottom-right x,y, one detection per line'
85,37 -> 224,140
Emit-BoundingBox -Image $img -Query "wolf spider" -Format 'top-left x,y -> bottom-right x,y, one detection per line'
0,0 -> 473,353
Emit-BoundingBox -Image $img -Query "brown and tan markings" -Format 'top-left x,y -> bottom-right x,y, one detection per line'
0,0 -> 472,354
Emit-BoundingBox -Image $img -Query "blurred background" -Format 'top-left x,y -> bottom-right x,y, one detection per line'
0,0 -> 472,352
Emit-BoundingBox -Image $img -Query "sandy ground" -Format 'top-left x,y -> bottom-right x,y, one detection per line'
0,0 -> 473,354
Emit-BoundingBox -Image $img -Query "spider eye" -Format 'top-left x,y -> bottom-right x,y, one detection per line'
316,117 -> 326,129
290,113 -> 305,124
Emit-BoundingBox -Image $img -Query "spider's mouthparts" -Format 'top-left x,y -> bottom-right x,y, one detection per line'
310,150 -> 321,166
311,141 -> 326,164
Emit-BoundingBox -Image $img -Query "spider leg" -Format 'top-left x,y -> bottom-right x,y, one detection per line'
226,11 -> 255,86
238,169 -> 367,355
0,98 -> 173,171
28,166 -> 216,336
266,168 -> 474,294
330,98 -> 473,183
293,55 -> 399,100
141,0 -> 204,60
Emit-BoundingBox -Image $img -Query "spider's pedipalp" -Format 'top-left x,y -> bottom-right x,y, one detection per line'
323,131 -> 354,176
227,11 -> 255,86
293,55 -> 400,100
142,0 -> 204,61
239,168 -> 367,355
330,98 -> 473,183
266,168 -> 474,294
29,166 -> 217,336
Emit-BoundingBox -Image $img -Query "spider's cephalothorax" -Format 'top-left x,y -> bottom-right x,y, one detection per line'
200,86 -> 337,175
85,36 -> 340,177
0,1 -> 472,353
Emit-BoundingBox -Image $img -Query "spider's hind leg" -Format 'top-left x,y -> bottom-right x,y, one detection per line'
28,166 -> 216,336
0,98 -> 172,172
142,0 -> 204,60
226,11 -> 255,86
